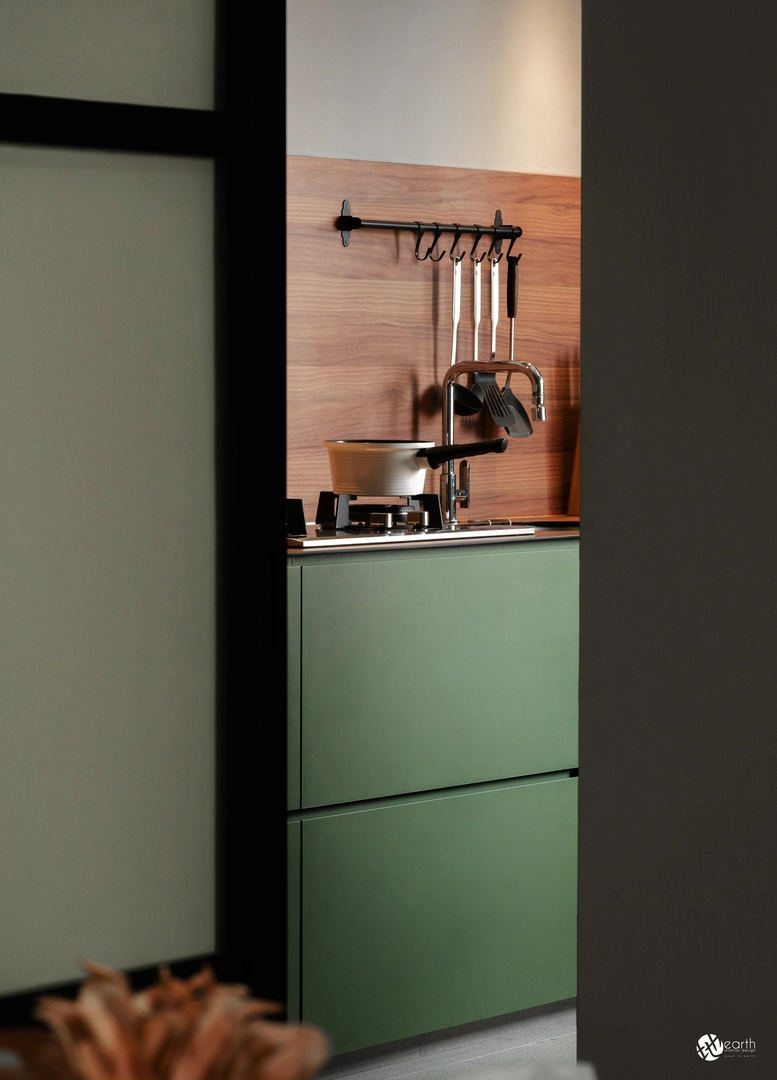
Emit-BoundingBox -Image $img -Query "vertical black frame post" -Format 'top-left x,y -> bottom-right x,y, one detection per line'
213,0 -> 287,1003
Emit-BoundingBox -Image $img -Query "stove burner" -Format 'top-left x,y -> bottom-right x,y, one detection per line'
315,492 -> 443,532
348,506 -> 430,530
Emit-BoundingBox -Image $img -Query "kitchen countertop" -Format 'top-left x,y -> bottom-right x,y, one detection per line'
288,518 -> 579,556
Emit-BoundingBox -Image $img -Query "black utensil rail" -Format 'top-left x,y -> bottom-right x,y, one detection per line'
335,201 -> 522,262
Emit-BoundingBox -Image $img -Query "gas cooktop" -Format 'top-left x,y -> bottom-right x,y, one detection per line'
287,493 -> 535,548
288,522 -> 535,548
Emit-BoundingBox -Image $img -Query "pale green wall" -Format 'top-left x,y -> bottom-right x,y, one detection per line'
0,1 -> 214,109
0,147 -> 215,994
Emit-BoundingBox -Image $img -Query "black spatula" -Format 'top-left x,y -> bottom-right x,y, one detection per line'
501,254 -> 533,438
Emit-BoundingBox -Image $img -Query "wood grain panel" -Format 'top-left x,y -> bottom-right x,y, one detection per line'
287,156 -> 580,518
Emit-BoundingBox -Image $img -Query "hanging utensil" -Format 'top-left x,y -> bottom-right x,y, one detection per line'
501,254 -> 533,438
451,254 -> 483,416
490,254 -> 498,359
454,255 -> 486,413
474,255 -> 482,363
472,257 -> 514,428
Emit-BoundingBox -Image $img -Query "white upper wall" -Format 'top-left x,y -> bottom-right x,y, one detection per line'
287,0 -> 581,176
0,0 -> 213,109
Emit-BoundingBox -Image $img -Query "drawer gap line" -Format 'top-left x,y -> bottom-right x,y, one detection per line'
288,769 -> 575,822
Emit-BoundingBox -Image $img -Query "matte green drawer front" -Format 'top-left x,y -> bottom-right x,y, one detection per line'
300,775 -> 577,1053
301,542 -> 578,806
288,566 -> 301,811
287,820 -> 301,1021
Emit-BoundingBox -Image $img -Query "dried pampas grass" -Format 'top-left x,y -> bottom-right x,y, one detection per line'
36,963 -> 329,1080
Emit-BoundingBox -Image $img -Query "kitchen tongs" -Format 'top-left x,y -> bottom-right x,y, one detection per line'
472,259 -> 514,429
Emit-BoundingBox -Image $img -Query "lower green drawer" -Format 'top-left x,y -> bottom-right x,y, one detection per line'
298,775 -> 577,1053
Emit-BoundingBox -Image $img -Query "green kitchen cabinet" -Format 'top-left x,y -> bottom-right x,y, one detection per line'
287,538 -> 579,1055
298,540 -> 578,807
287,566 -> 301,811
299,774 -> 577,1054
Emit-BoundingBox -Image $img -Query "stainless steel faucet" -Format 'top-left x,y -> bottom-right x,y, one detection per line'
441,359 -> 546,524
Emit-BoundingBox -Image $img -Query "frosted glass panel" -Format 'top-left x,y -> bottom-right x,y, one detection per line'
0,1 -> 213,109
0,146 -> 215,994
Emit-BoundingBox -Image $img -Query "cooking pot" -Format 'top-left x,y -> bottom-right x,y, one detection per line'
323,438 -> 508,496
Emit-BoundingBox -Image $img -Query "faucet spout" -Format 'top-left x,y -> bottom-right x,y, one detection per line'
441,359 -> 547,523
511,361 -> 546,421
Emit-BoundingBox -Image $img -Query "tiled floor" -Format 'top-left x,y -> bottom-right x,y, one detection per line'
319,1000 -> 580,1080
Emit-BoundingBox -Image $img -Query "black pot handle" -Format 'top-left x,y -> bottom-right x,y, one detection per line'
418,438 -> 508,470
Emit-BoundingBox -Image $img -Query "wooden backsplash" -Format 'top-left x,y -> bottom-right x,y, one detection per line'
287,156 -> 580,519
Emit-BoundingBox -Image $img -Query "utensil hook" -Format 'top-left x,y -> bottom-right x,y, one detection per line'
414,222 -> 429,261
505,230 -> 522,260
426,223 -> 446,262
487,233 -> 504,264
449,225 -> 464,261
469,226 -> 487,262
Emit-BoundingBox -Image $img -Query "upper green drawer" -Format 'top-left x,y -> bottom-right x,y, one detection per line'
299,541 -> 578,807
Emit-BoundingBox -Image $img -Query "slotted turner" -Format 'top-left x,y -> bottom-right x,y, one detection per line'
472,257 -> 514,428
502,253 -> 532,438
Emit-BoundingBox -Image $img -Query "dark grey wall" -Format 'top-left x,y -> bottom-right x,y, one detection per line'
578,3 -> 777,1077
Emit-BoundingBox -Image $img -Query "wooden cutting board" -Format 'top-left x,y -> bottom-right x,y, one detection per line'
566,422 -> 580,516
